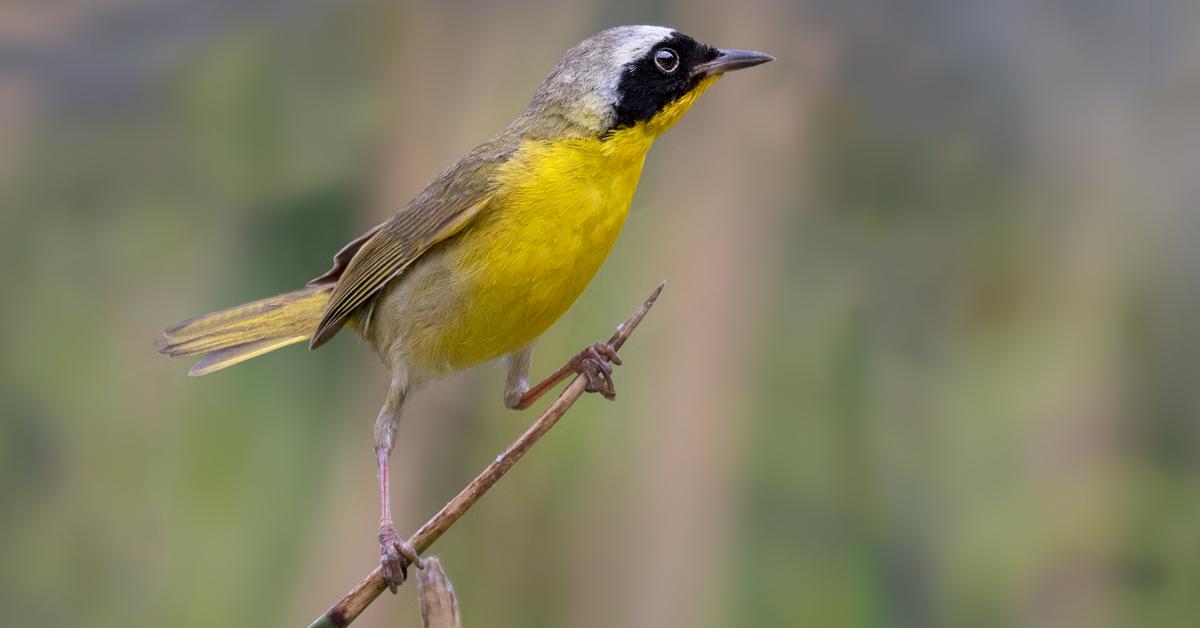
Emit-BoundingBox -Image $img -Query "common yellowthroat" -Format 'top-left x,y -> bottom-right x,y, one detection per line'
158,25 -> 771,590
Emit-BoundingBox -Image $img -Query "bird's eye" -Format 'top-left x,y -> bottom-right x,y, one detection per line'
654,48 -> 680,74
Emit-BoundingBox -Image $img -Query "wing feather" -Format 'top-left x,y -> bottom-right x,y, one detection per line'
308,144 -> 510,349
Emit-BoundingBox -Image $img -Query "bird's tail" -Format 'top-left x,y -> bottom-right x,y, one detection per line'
156,286 -> 332,376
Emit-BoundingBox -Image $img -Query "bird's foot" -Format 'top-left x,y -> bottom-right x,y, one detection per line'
379,523 -> 423,593
569,342 -> 622,400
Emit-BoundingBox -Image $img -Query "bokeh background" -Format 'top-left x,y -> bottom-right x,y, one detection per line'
3,1 -> 1200,627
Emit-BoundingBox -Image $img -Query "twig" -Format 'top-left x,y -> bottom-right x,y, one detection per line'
308,282 -> 665,628
417,557 -> 461,628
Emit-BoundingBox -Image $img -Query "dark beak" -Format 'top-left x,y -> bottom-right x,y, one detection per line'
691,48 -> 775,78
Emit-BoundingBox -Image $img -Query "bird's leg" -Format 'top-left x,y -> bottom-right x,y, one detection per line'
505,342 -> 623,411
374,375 -> 423,593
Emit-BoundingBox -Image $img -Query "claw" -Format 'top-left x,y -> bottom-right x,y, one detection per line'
593,342 -> 622,366
379,524 -> 423,592
396,539 -> 424,568
570,342 -> 621,400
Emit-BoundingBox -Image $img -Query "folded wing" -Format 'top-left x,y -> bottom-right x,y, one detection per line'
308,145 -> 509,349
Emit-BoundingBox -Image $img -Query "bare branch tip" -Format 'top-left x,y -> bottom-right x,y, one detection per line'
648,281 -> 665,305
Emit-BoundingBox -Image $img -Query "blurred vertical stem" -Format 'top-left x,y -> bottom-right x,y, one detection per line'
308,283 -> 664,628
417,557 -> 461,628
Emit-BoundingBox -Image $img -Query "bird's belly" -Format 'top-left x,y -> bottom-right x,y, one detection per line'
398,138 -> 647,375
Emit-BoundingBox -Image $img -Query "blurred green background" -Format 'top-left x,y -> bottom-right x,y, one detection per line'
3,1 -> 1199,627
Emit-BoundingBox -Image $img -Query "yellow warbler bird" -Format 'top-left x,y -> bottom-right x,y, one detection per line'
158,25 -> 771,590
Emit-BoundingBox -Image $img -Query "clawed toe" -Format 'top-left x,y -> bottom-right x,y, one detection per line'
592,342 -> 622,366
379,524 -> 423,592
380,544 -> 406,592
570,342 -> 621,400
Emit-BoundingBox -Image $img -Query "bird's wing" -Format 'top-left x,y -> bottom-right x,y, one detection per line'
307,146 -> 508,349
306,220 -> 388,288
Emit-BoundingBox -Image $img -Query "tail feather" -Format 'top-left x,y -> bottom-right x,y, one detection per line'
157,286 -> 331,376
185,336 -> 310,377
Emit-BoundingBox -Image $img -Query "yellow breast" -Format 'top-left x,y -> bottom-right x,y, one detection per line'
417,128 -> 650,370
402,76 -> 721,373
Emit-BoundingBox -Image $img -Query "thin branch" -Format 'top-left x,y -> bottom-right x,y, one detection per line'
308,282 -> 665,628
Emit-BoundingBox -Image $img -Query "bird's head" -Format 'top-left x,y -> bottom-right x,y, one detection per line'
513,26 -> 773,140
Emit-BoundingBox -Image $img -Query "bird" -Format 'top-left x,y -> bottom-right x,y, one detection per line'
157,25 -> 772,591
